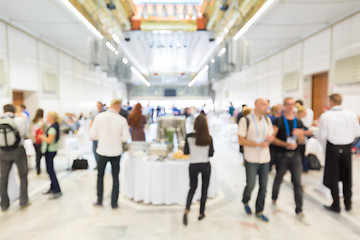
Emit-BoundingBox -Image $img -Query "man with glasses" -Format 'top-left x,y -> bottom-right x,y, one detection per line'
271,97 -> 306,220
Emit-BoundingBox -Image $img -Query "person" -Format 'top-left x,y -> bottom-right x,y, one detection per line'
296,104 -> 313,172
40,112 -> 62,199
238,99 -> 274,222
128,103 -> 146,141
119,102 -> 129,121
90,99 -> 130,209
0,104 -> 30,211
89,101 -> 104,168
183,114 -> 214,226
236,104 -> 248,124
319,94 -> 360,213
20,104 -> 30,123
296,99 -> 314,128
271,97 -> 306,220
31,108 -> 44,175
237,106 -> 252,154
229,102 -> 235,117
269,104 -> 283,123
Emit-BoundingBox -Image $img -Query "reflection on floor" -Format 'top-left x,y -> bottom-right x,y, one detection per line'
0,122 -> 360,240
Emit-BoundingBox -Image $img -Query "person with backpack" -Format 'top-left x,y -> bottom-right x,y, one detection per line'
238,98 -> 274,222
40,111 -> 62,199
0,104 -> 30,211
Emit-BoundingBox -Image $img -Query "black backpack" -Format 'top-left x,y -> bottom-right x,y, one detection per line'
0,116 -> 21,150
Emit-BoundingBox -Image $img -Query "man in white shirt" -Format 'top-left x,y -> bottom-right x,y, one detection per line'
0,104 -> 29,211
238,98 -> 274,222
319,93 -> 360,213
90,99 -> 130,209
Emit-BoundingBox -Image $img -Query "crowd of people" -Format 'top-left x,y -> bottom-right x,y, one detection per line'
0,94 -> 359,230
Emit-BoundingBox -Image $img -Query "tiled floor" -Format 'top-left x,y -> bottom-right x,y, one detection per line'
0,121 -> 360,240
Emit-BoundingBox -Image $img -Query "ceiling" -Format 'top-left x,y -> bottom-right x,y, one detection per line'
0,0 -> 360,84
244,0 -> 360,64
0,0 -> 91,61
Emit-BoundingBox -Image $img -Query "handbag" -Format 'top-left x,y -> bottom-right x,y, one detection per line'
72,158 -> 89,170
307,154 -> 321,170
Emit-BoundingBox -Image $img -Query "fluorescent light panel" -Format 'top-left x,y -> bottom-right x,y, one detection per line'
59,0 -> 103,39
188,65 -> 209,87
130,66 -> 151,87
122,58 -> 128,64
233,0 -> 277,41
217,47 -> 226,57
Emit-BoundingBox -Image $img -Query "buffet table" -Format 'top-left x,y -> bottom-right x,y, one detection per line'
120,152 -> 218,205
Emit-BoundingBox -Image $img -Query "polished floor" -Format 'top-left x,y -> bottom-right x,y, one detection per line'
0,122 -> 360,240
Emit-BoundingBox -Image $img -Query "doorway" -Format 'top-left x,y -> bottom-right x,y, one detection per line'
311,72 -> 328,120
12,91 -> 24,107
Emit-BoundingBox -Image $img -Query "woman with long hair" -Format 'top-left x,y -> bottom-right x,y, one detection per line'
40,112 -> 62,199
31,109 -> 44,175
183,114 -> 214,226
128,103 -> 146,141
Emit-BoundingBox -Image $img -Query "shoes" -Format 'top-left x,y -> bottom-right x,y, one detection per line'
198,214 -> 205,221
296,212 -> 305,221
1,207 -> 8,212
20,202 -> 31,210
93,202 -> 103,207
43,189 -> 55,195
345,206 -> 351,211
112,205 -> 119,209
323,205 -> 340,213
244,205 -> 252,215
256,214 -> 269,222
183,213 -> 188,226
49,192 -> 62,200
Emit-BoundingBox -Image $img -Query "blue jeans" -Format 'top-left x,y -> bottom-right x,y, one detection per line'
242,161 -> 270,214
97,154 -> 121,207
45,151 -> 61,193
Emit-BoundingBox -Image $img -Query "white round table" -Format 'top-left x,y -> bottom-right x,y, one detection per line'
120,152 -> 218,205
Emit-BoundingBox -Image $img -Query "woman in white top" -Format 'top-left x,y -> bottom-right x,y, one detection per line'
183,114 -> 214,226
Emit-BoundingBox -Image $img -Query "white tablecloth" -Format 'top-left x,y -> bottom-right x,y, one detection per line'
120,152 -> 218,205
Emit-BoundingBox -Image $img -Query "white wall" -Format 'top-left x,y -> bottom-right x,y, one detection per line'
0,22 -> 127,117
214,13 -> 360,115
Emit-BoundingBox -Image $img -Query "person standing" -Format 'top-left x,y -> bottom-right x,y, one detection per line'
90,99 -> 130,209
229,102 -> 235,117
183,114 -> 214,226
31,109 -> 44,175
0,104 -> 30,211
89,101 -> 104,168
271,97 -> 306,219
128,103 -> 147,142
296,99 -> 314,128
319,94 -> 360,213
238,99 -> 274,222
40,112 -> 62,199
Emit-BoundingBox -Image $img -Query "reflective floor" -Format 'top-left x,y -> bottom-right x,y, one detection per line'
0,123 -> 360,240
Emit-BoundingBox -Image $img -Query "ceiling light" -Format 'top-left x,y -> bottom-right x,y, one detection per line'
115,51 -> 119,55
211,58 -> 215,63
59,0 -> 103,39
217,47 -> 226,57
233,0 -> 277,41
131,66 -> 151,87
122,58 -> 128,64
188,65 -> 209,87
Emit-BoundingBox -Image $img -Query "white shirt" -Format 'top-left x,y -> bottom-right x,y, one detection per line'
319,106 -> 360,145
3,112 -> 29,146
302,107 -> 314,128
238,113 -> 274,164
90,109 -> 130,157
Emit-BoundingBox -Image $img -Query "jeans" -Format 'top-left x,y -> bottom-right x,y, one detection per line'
45,151 -> 61,193
0,146 -> 28,209
185,162 -> 211,215
272,151 -> 303,214
242,161 -> 270,214
97,154 -> 121,207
